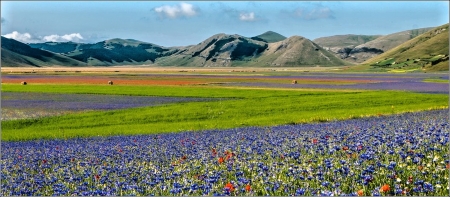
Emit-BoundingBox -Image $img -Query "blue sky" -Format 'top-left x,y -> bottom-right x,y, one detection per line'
1,1 -> 448,47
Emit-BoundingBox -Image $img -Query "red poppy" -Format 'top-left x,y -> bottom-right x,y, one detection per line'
226,152 -> 234,160
342,146 -> 349,151
218,157 -> 224,164
380,184 -> 390,193
245,184 -> 251,192
95,174 -> 100,181
446,163 -> 450,169
225,182 -> 234,192
357,189 -> 364,196
42,159 -> 47,164
312,139 -> 318,144
408,176 -> 413,183
418,165 -> 424,171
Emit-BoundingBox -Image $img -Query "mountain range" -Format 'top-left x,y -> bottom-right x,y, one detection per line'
1,24 -> 448,71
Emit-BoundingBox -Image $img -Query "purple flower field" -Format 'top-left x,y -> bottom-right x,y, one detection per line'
1,92 -> 218,120
1,110 -> 448,196
221,73 -> 449,94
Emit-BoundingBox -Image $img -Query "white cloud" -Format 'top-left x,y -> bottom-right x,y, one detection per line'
43,33 -> 84,42
2,31 -> 39,43
239,12 -> 256,21
154,2 -> 198,18
295,6 -> 335,20
2,31 -> 84,43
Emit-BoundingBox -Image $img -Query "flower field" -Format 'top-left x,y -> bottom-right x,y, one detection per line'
1,92 -> 217,120
1,110 -> 448,196
1,70 -> 448,196
2,72 -> 448,93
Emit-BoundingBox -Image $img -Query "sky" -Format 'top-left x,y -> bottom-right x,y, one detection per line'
1,1 -> 448,47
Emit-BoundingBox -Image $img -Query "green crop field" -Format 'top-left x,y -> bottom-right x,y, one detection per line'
2,84 -> 448,141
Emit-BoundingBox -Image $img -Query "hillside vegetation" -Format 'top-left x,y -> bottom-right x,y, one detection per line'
361,23 -> 448,72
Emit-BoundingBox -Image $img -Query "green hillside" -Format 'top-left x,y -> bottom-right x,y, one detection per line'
361,23 -> 448,72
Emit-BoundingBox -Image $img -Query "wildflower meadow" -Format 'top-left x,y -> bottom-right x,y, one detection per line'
1,71 -> 448,196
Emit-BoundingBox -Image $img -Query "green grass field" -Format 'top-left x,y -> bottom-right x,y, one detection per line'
2,84 -> 448,141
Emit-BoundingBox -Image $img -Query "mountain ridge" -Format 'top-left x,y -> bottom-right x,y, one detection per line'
2,26 -> 447,70
1,36 -> 86,67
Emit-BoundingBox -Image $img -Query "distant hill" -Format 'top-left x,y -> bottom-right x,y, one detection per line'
315,27 -> 433,63
237,36 -> 348,67
155,33 -> 346,67
250,31 -> 287,43
347,27 -> 434,62
313,35 -> 381,60
29,41 -> 80,54
314,34 -> 381,48
1,36 -> 85,67
29,38 -> 179,66
361,23 -> 448,72
155,33 -> 268,67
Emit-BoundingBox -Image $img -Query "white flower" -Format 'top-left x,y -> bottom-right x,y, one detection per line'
433,155 -> 439,162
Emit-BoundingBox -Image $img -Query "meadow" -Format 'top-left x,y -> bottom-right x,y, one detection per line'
1,68 -> 449,196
